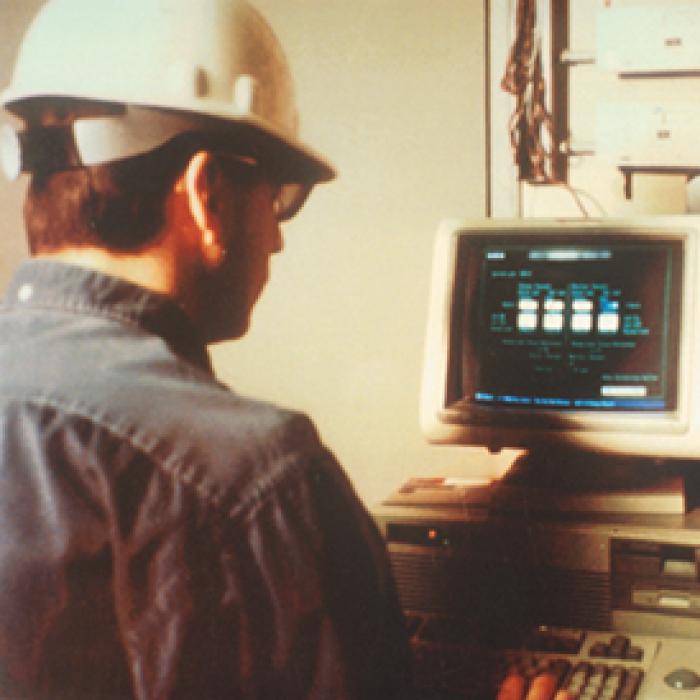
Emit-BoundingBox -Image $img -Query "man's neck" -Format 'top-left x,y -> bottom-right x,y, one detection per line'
37,247 -> 175,297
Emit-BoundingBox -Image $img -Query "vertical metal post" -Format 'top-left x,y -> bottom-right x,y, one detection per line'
547,0 -> 569,183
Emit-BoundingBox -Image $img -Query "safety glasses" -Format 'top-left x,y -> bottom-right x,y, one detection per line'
214,152 -> 313,223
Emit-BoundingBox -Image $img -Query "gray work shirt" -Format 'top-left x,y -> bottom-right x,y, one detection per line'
0,259 -> 412,700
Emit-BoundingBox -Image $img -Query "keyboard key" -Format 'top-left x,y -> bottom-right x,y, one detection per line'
590,641 -> 608,657
608,635 -> 630,659
626,646 -> 644,662
619,668 -> 644,700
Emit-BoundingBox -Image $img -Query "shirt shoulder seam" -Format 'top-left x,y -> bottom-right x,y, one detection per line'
0,391 -> 326,525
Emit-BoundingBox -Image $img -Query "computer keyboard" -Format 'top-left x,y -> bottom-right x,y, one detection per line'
561,662 -> 643,699
501,629 -> 644,698
500,654 -> 644,700
405,613 -> 700,699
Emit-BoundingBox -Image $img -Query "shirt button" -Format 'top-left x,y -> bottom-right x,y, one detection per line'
17,283 -> 34,302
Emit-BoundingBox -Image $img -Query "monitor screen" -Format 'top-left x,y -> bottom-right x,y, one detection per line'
461,236 -> 680,413
421,218 -> 699,458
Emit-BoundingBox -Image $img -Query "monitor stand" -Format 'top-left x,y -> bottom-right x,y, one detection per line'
491,448 -> 698,516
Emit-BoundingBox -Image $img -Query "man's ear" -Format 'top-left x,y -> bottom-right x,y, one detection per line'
181,151 -> 225,267
183,150 -> 214,231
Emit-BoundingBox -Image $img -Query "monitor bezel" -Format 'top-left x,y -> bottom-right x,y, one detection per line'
421,218 -> 699,457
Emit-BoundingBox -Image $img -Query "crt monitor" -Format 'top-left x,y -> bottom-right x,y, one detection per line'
420,217 -> 700,461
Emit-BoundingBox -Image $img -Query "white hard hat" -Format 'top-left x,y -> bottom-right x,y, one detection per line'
1,0 -> 335,185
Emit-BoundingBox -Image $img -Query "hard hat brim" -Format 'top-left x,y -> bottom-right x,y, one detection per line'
3,97 -> 336,184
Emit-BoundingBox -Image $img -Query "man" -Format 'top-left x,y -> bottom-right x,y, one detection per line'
0,1 -> 570,698
0,1 -> 417,698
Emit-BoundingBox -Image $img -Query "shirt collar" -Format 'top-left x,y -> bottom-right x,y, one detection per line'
4,258 -> 212,372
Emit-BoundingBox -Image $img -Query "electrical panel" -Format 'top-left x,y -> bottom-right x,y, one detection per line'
596,101 -> 700,169
597,4 -> 700,75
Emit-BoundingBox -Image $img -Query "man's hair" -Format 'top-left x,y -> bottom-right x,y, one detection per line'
25,144 -> 197,254
22,100 -> 200,254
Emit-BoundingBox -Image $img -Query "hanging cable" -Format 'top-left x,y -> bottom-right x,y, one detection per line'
501,0 -> 557,183
501,0 -> 598,217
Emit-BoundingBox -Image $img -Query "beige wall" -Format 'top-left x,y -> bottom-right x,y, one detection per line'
0,3 -> 36,282
0,2 -> 507,508
212,1 -> 507,506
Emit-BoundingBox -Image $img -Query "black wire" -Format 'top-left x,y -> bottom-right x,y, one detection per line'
501,0 -> 558,185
